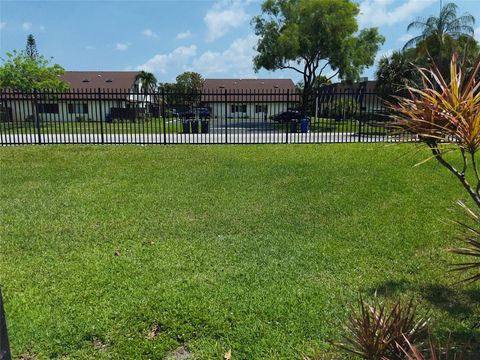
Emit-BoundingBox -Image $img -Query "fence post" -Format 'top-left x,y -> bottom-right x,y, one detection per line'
285,89 -> 290,144
357,90 -> 363,143
33,89 -> 41,145
224,89 -> 228,144
162,88 -> 167,145
97,88 -> 104,144
0,288 -> 11,360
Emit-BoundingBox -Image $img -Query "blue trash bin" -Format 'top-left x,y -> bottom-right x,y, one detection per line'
301,118 -> 309,133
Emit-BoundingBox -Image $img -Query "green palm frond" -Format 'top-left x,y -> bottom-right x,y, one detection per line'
403,2 -> 475,49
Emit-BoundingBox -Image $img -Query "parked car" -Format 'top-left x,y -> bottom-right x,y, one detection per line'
271,110 -> 306,123
177,109 -> 195,119
178,107 -> 211,119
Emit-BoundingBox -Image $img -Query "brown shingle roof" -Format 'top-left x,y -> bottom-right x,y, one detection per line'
60,71 -> 140,90
1,71 -> 142,100
201,78 -> 298,103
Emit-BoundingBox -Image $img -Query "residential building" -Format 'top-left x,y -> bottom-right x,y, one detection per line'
1,71 -> 153,123
201,78 -> 298,119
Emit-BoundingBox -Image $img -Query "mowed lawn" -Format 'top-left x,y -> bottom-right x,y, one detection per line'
0,144 -> 479,359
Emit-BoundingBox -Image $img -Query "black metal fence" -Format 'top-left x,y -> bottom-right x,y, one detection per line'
0,88 -> 412,145
0,289 -> 11,360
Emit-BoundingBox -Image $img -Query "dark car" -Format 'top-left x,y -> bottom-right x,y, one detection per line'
272,110 -> 306,123
178,107 -> 211,119
194,107 -> 211,119
177,109 -> 194,119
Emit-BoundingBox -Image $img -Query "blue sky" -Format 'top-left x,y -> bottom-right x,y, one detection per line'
0,0 -> 479,84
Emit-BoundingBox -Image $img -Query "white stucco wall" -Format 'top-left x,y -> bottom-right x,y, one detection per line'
3,99 -> 150,122
206,102 -> 291,119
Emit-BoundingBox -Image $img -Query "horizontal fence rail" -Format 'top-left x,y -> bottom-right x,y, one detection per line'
0,88 -> 414,146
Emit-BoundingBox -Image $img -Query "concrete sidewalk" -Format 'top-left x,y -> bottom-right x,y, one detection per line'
0,132 -> 401,145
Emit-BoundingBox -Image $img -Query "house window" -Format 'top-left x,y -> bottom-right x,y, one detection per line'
37,103 -> 59,114
255,105 -> 268,113
68,103 -> 88,114
231,104 -> 247,113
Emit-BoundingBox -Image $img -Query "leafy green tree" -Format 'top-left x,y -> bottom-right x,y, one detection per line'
296,75 -> 332,92
25,34 -> 38,60
377,1 -> 479,100
252,0 -> 384,114
135,70 -> 157,93
375,50 -> 419,100
175,71 -> 204,93
175,71 -> 204,106
0,50 -> 68,91
403,2 -> 475,51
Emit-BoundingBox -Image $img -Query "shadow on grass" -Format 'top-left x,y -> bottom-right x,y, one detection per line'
365,280 -> 480,358
367,280 -> 479,317
421,284 -> 479,317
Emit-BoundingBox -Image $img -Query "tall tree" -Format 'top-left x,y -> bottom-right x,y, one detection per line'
0,50 -> 67,91
403,2 -> 475,50
175,71 -> 204,106
25,34 -> 38,60
375,50 -> 419,100
252,0 -> 384,114
175,71 -> 204,93
135,70 -> 157,93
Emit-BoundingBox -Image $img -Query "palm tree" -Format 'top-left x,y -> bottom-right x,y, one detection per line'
403,2 -> 475,50
375,50 -> 419,99
135,71 -> 157,94
134,71 -> 158,118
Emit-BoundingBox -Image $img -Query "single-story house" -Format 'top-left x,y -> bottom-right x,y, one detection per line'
201,78 -> 299,119
1,71 -> 154,123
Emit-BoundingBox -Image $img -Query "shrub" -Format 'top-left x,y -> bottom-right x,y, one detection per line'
449,201 -> 480,283
323,98 -> 360,120
337,295 -> 428,360
389,53 -> 480,207
398,335 -> 464,360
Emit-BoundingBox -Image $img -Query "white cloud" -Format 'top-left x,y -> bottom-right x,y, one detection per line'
116,42 -> 131,51
176,30 -> 192,40
397,33 -> 413,42
39,25 -> 46,32
22,22 -> 32,31
193,34 -> 258,77
204,0 -> 249,42
142,29 -> 158,38
136,45 -> 197,74
0,22 -> 6,30
358,0 -> 436,27
85,45 -> 95,50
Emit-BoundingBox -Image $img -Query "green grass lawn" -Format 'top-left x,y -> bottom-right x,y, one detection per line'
1,117 -> 389,136
271,117 -> 388,135
309,117 -> 388,134
0,117 -> 182,135
0,144 -> 479,359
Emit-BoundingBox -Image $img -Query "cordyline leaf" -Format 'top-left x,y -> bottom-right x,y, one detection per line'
389,52 -> 480,155
337,295 -> 428,360
449,201 -> 480,283
397,334 -> 464,360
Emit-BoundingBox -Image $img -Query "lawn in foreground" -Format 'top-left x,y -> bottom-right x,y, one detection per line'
0,144 -> 479,359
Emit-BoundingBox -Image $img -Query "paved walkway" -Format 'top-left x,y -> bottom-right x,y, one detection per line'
1,132 -> 403,145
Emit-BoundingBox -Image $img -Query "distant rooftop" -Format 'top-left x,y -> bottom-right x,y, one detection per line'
60,71 -> 140,90
203,78 -> 296,92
